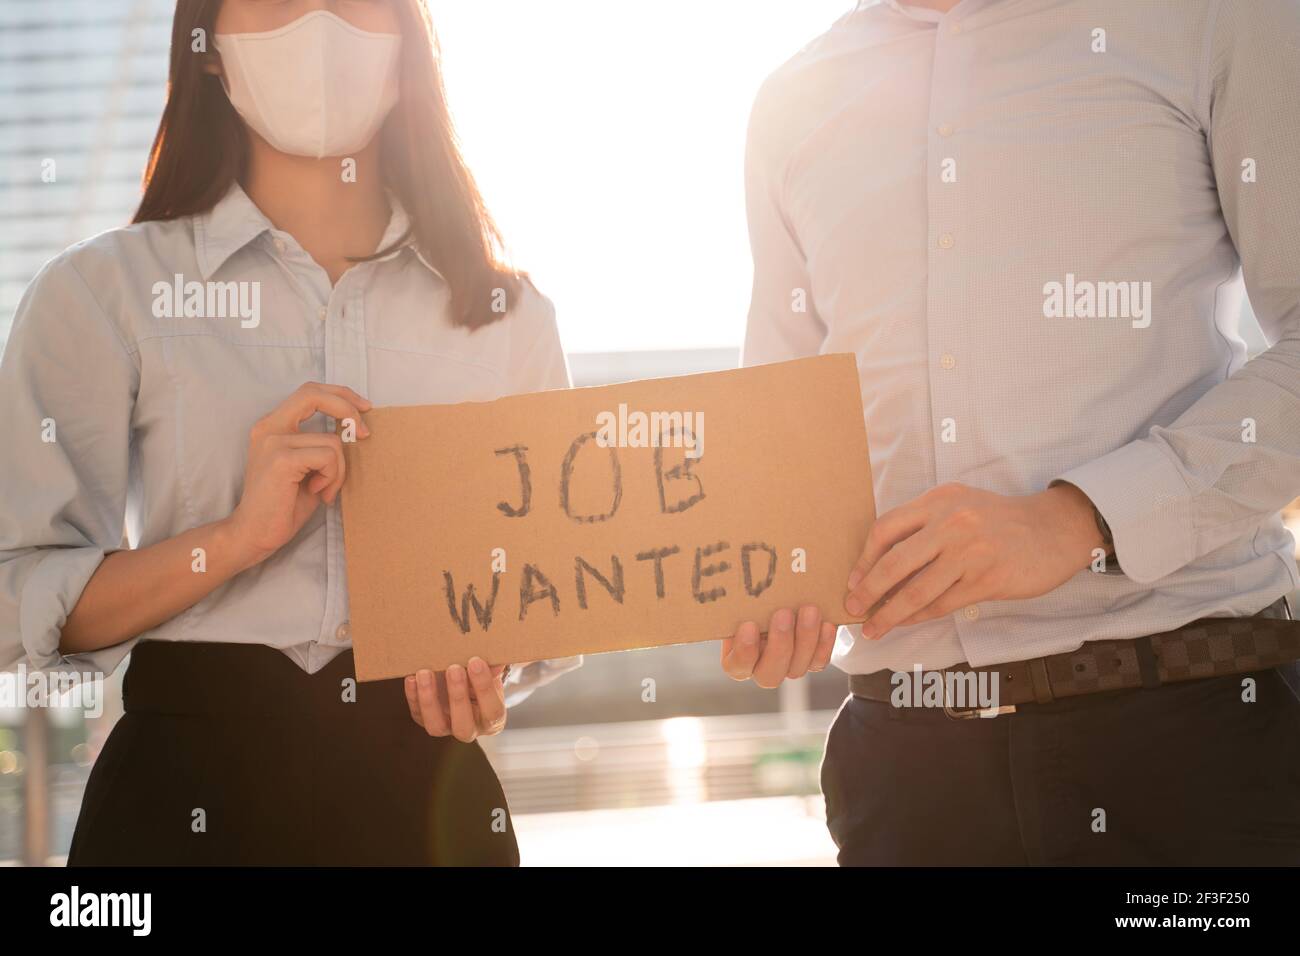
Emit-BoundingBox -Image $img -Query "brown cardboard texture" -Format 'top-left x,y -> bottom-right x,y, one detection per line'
340,353 -> 874,680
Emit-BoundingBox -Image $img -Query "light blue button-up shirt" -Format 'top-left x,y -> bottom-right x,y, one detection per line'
0,183 -> 579,701
744,0 -> 1300,673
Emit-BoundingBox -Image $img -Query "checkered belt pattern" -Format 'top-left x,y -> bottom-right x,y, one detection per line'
849,597 -> 1297,707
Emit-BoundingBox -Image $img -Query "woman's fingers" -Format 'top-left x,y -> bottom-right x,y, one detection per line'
721,620 -> 763,680
811,620 -> 837,672
468,657 -> 506,735
256,382 -> 372,439
284,382 -> 372,433
272,442 -> 340,490
272,444 -> 343,510
407,662 -> 509,738
445,664 -> 479,743
787,604 -> 823,678
414,668 -> 450,737
282,432 -> 346,501
723,608 -> 833,685
403,675 -> 422,724
751,607 -> 796,688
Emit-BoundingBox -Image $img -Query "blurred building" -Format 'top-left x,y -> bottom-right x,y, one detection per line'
1,0 -> 173,341
0,0 -> 174,868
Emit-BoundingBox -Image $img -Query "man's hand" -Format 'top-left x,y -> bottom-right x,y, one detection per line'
844,482 -> 1104,641
404,657 -> 508,742
721,605 -> 837,688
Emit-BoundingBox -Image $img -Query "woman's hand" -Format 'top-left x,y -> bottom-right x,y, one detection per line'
404,658 -> 508,742
61,381 -> 373,653
224,381 -> 371,567
720,605 -> 837,688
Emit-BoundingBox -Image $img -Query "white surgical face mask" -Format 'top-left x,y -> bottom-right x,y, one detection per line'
215,11 -> 401,159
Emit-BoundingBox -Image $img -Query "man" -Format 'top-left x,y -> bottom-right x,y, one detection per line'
721,0 -> 1300,864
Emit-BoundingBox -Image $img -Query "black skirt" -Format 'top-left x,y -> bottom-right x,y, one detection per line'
67,641 -> 520,866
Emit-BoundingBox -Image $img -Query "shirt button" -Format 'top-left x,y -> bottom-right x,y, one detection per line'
336,622 -> 351,640
318,306 -> 327,321
273,238 -> 287,253
938,234 -> 955,249
950,20 -> 962,33
963,606 -> 980,621
940,354 -> 956,370
937,123 -> 954,137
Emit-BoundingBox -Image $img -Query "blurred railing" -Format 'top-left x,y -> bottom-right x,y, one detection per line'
482,709 -> 834,815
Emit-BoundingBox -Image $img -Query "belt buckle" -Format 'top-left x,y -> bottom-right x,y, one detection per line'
941,668 -> 1017,719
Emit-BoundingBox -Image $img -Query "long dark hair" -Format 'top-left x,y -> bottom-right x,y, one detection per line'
135,0 -> 520,330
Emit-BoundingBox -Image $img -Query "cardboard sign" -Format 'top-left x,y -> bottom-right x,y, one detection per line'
340,353 -> 874,681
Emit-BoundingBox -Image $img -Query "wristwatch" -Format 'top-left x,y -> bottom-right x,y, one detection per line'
1050,479 -> 1123,575
1094,505 -> 1114,554
1092,504 -> 1124,574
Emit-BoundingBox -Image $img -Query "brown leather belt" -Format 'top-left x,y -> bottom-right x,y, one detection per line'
849,597 -> 1298,717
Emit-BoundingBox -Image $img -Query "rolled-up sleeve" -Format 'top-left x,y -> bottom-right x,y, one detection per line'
502,655 -> 583,709
0,253 -> 139,676
1056,0 -> 1300,585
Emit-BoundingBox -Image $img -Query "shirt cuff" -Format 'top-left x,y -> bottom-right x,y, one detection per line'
1054,439 -> 1195,585
503,655 -> 583,708
18,546 -> 130,676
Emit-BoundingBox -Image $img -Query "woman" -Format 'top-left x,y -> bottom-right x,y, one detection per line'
0,0 -> 577,865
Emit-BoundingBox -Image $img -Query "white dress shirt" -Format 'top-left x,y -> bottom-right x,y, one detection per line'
0,182 -> 580,702
744,0 -> 1300,673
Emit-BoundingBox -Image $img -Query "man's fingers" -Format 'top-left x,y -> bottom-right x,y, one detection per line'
721,621 -> 763,680
445,665 -> 478,743
414,668 -> 450,737
861,562 -> 963,640
846,528 -> 938,618
787,604 -> 823,678
467,657 -> 506,734
811,621 -> 837,671
752,608 -> 796,688
847,504 -> 929,593
893,580 -> 978,629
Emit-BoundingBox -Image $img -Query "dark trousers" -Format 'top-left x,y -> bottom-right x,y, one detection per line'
68,641 -> 519,866
821,663 -> 1300,865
